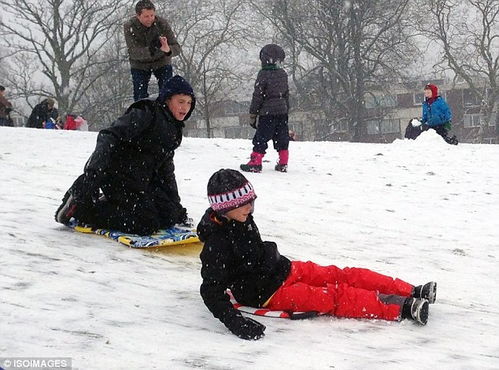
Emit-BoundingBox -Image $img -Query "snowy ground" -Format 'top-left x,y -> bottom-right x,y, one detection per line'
1,127 -> 498,370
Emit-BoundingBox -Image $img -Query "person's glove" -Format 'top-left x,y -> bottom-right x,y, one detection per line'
226,316 -> 266,340
5,107 -> 12,114
249,114 -> 258,129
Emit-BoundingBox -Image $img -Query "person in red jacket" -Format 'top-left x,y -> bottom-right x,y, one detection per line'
197,169 -> 437,340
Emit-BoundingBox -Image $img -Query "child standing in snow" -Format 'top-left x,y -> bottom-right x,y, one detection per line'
197,169 -> 437,340
240,44 -> 290,173
405,84 -> 458,145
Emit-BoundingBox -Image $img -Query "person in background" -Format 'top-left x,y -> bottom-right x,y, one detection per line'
26,98 -> 59,129
0,85 -> 14,127
198,169 -> 437,340
240,44 -> 290,173
64,114 -> 88,131
55,76 -> 195,236
124,0 -> 181,101
74,116 -> 89,131
405,84 -> 458,145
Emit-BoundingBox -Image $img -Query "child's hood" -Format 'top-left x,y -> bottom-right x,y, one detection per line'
197,208 -> 255,243
197,208 -> 223,242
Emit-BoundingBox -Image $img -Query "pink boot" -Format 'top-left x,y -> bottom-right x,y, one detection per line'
275,150 -> 288,172
240,152 -> 264,173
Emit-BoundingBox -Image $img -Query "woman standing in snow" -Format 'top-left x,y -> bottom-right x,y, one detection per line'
197,169 -> 437,340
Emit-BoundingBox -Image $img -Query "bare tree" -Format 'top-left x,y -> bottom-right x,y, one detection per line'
0,0 -> 128,119
251,0 -> 419,141
76,32 -> 132,130
415,0 -> 499,142
158,0 -> 255,137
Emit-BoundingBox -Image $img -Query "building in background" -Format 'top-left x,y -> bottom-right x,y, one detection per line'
184,79 -> 498,144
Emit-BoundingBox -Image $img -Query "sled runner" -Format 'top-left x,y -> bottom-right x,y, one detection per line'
227,290 -> 324,320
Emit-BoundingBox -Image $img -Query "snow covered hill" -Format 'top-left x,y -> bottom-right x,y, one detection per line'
1,127 -> 498,369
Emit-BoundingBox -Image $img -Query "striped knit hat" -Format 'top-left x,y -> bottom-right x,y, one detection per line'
207,169 -> 257,214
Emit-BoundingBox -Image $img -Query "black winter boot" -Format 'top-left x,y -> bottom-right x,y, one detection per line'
413,282 -> 437,304
240,163 -> 262,173
444,135 -> 458,145
55,192 -> 78,225
402,298 -> 429,325
274,163 -> 288,172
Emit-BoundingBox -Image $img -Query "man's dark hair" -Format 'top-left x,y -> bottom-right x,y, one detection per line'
0,85 -> 5,91
135,0 -> 155,15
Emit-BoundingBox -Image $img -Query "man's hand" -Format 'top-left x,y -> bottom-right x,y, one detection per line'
159,36 -> 171,53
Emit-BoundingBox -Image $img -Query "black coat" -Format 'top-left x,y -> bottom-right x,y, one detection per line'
249,68 -> 289,116
84,99 -> 184,203
249,44 -> 289,116
197,209 -> 291,327
26,100 -> 59,128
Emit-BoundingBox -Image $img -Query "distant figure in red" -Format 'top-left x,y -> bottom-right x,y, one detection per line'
64,114 -> 88,131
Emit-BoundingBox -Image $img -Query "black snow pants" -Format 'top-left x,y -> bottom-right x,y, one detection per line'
252,114 -> 290,154
69,174 -> 186,235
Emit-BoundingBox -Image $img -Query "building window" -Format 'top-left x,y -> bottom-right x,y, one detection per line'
11,115 -> 24,127
333,120 -> 348,132
365,94 -> 398,108
413,92 -> 424,105
224,103 -> 247,116
380,119 -> 400,133
463,92 -> 482,107
488,112 -> 497,126
482,137 -> 498,144
366,119 -> 400,135
463,114 -> 482,128
366,121 -> 380,135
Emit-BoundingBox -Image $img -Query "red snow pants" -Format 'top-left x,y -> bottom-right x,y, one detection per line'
266,261 -> 414,321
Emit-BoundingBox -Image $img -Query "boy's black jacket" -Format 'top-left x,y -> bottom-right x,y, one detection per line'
197,209 -> 291,326
84,99 -> 184,198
